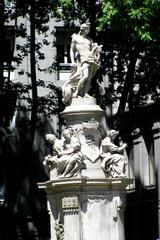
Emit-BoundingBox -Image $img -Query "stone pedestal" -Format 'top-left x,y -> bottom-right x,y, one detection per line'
40,97 -> 133,240
61,97 -> 104,124
38,178 -> 132,240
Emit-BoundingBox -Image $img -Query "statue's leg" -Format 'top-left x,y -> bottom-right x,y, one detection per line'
73,64 -> 89,98
62,86 -> 72,104
60,157 -> 76,178
113,156 -> 126,177
83,64 -> 97,97
67,162 -> 79,177
101,158 -> 111,173
84,76 -> 92,97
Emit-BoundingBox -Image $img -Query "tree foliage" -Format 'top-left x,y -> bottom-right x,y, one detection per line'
51,0 -> 160,125
97,0 -> 160,118
0,1 -> 59,238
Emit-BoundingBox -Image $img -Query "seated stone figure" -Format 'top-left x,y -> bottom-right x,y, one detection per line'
62,23 -> 102,104
44,129 -> 85,178
100,130 -> 127,178
43,134 -> 63,176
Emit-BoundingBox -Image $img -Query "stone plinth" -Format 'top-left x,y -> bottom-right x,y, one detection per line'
38,178 -> 132,240
41,96 -> 133,240
60,97 -> 104,125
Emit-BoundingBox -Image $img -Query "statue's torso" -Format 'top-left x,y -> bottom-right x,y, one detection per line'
72,34 -> 93,58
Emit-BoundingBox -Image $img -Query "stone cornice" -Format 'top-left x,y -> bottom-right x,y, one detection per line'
38,177 -> 133,194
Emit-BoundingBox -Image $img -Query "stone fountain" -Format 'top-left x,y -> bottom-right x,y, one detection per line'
38,22 -> 132,240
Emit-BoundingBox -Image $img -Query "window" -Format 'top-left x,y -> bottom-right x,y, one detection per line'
55,27 -> 74,68
55,27 -> 77,81
57,43 -> 71,65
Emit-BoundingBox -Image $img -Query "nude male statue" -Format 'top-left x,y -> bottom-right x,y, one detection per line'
62,23 -> 102,104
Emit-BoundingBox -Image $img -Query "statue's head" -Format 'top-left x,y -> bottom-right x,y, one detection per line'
45,134 -> 57,143
80,22 -> 90,34
63,129 -> 71,140
108,130 -> 119,139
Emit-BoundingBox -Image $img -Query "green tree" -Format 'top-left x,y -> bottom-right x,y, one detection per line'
97,0 -> 160,119
52,0 -> 160,126
0,1 -> 58,238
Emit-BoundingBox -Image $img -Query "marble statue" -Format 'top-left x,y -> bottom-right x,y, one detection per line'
40,21 -> 132,240
100,130 -> 127,178
43,134 -> 63,176
62,22 -> 103,104
43,129 -> 85,178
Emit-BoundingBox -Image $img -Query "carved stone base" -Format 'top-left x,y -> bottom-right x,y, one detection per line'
59,97 -> 105,179
38,178 -> 133,240
60,97 -> 104,125
41,96 -> 132,240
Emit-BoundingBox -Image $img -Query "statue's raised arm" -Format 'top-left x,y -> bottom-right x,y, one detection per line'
62,23 -> 103,105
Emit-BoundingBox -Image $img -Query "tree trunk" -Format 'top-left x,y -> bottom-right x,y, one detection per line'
117,49 -> 139,118
29,0 -> 38,147
0,0 -> 4,91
